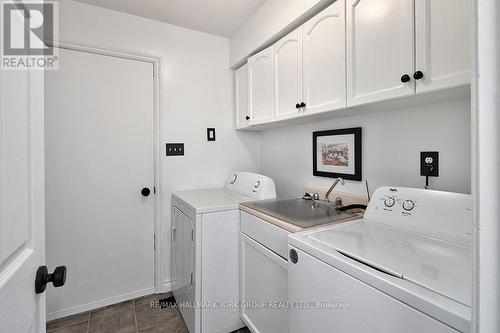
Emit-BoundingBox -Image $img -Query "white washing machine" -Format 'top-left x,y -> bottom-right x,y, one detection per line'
288,186 -> 472,333
171,171 -> 276,333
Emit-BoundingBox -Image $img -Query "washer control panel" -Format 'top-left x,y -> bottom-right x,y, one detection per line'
379,190 -> 418,215
364,186 -> 473,246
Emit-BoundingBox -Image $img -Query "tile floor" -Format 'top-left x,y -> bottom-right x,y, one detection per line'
47,293 -> 251,333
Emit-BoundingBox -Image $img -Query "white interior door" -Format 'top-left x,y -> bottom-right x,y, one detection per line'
303,0 -> 346,115
415,0 -> 472,93
45,48 -> 155,319
0,66 -> 46,330
273,27 -> 303,121
347,0 -> 415,107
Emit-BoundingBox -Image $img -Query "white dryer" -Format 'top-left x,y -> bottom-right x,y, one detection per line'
171,171 -> 276,333
288,187 -> 472,333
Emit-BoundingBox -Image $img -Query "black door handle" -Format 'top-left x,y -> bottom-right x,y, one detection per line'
413,71 -> 424,80
401,74 -> 411,83
141,187 -> 151,197
245,115 -> 250,120
299,102 -> 306,108
295,103 -> 301,109
35,266 -> 67,294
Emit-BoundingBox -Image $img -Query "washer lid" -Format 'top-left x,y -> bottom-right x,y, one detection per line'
307,221 -> 471,306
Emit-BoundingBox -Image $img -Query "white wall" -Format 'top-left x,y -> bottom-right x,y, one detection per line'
229,0 -> 333,68
49,0 -> 260,312
260,99 -> 471,198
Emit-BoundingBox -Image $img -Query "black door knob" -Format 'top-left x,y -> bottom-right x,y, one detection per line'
413,71 -> 424,80
295,103 -> 301,109
141,187 -> 151,197
400,74 -> 411,83
245,115 -> 250,120
35,266 -> 67,294
299,102 -> 306,108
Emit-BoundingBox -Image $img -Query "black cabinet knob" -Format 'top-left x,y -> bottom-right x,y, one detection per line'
35,266 -> 67,294
400,74 -> 411,83
141,187 -> 151,197
245,115 -> 250,120
295,103 -> 301,109
413,71 -> 424,80
299,102 -> 306,108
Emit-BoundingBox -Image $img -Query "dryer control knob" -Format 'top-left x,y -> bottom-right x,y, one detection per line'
402,200 -> 415,211
384,197 -> 396,208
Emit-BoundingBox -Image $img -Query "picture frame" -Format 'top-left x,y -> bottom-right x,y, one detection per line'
313,127 -> 362,181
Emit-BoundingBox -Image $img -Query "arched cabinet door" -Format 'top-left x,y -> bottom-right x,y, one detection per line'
248,46 -> 274,125
235,64 -> 250,129
303,0 -> 346,116
273,27 -> 303,121
347,0 -> 415,107
414,0 -> 471,93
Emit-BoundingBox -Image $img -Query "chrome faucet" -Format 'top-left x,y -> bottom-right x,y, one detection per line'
325,178 -> 345,203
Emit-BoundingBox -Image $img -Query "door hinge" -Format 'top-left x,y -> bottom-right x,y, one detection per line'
191,229 -> 194,242
153,235 -> 156,251
190,272 -> 193,285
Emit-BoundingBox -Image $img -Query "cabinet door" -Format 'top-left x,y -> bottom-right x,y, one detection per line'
235,64 -> 250,129
415,0 -> 471,93
248,46 -> 274,125
240,234 -> 288,333
274,27 -> 303,121
303,1 -> 346,115
347,0 -> 415,107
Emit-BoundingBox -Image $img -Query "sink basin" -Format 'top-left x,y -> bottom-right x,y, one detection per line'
242,198 -> 357,229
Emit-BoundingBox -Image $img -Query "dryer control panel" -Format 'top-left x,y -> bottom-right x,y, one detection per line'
364,186 -> 473,246
225,171 -> 276,200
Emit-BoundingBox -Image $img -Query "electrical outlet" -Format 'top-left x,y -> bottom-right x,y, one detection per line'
420,151 -> 439,177
166,143 -> 184,156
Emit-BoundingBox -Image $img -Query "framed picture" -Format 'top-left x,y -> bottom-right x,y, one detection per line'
313,127 -> 362,181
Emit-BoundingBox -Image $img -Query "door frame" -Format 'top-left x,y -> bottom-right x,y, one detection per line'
46,40 -> 164,293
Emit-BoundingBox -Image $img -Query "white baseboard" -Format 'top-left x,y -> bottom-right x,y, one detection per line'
46,287 -> 155,321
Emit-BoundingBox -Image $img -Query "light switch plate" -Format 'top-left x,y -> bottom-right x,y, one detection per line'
207,128 -> 216,141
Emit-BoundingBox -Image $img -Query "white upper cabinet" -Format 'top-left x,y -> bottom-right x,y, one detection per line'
248,46 -> 274,125
235,64 -> 250,129
236,0 -> 471,129
303,0 -> 346,115
414,0 -> 471,93
273,27 -> 303,121
347,0 -> 415,107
